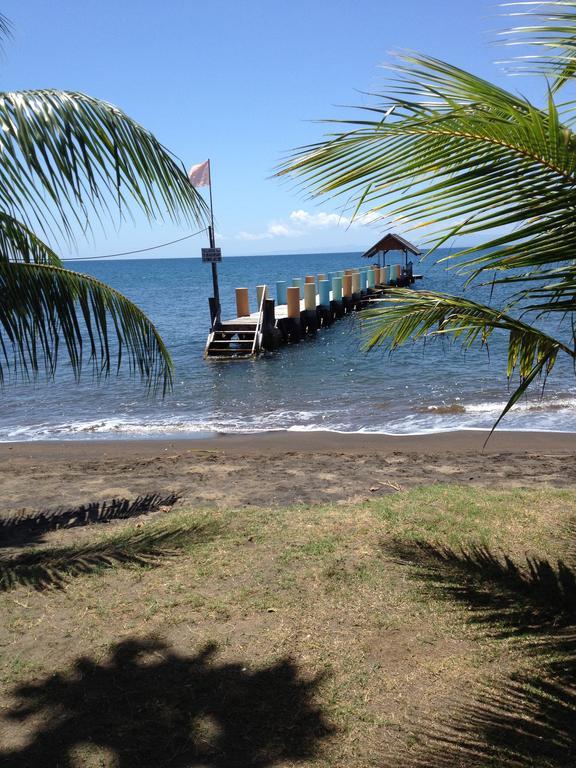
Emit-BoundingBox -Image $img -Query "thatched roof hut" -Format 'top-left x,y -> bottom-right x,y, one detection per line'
362,233 -> 420,266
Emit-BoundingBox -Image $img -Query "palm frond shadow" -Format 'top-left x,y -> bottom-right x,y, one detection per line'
0,492 -> 181,549
381,661 -> 576,768
379,535 -> 576,767
0,522 -> 214,592
389,538 -> 576,634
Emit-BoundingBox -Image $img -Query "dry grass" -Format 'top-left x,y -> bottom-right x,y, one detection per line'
0,485 -> 575,767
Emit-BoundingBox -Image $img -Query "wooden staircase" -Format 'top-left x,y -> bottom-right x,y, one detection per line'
204,323 -> 261,360
205,286 -> 267,360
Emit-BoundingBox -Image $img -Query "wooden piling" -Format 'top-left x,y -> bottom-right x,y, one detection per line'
343,274 -> 352,298
235,287 -> 250,317
286,286 -> 301,318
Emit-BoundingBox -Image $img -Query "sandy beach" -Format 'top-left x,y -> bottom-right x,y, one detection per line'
1,429 -> 575,514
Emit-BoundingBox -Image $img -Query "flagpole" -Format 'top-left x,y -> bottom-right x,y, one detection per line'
208,159 -> 215,247
207,159 -> 221,327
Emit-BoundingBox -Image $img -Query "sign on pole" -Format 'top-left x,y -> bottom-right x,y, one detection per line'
201,247 -> 222,263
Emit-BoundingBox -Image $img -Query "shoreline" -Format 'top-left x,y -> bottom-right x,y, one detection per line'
0,428 -> 575,459
1,429 -> 575,513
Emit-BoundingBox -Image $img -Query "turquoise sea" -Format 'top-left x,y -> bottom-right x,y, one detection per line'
2,250 -> 576,441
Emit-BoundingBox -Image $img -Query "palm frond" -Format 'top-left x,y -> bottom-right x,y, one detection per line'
281,15 -> 576,433
363,288 -> 572,365
0,12 -> 12,47
0,212 -> 62,265
0,260 -> 174,391
280,54 -> 576,268
0,89 -> 208,241
500,1 -> 576,91
362,289 -> 573,438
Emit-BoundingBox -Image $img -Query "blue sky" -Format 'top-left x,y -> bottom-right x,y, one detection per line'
2,0 -> 544,258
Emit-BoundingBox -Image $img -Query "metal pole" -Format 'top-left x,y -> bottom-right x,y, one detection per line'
207,160 -> 221,327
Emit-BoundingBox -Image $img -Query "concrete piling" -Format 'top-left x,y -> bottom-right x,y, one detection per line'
292,278 -> 304,299
332,276 -> 343,301
304,282 -> 316,311
276,280 -> 287,305
319,279 -> 330,307
342,274 -> 352,298
256,285 -> 267,307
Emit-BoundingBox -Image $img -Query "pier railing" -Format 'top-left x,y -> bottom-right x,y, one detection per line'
251,285 -> 267,357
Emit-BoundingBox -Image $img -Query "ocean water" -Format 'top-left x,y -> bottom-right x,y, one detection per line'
2,250 -> 576,441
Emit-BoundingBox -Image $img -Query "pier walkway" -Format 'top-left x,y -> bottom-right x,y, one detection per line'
205,263 -> 420,360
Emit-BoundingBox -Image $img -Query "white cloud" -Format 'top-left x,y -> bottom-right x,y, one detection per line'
268,223 -> 301,237
236,230 -> 272,241
289,209 -> 346,228
351,210 -> 381,227
233,208 -> 380,242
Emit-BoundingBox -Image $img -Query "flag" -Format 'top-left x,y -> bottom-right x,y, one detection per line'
188,160 -> 210,188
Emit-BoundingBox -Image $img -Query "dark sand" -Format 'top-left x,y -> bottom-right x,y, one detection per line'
1,430 -> 575,514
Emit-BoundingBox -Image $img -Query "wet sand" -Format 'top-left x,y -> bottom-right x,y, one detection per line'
0,430 -> 575,514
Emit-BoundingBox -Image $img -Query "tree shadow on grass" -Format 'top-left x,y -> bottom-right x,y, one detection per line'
379,536 -> 576,767
0,492 -> 181,549
0,521 -> 214,591
0,637 -> 334,768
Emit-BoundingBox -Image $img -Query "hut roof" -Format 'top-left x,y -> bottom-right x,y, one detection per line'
362,233 -> 421,259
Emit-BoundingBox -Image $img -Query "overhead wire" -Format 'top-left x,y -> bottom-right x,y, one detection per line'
61,227 -> 209,261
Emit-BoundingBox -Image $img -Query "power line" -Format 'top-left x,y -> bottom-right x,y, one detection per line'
61,227 -> 209,261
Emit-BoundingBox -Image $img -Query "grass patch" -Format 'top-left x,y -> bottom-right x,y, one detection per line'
0,486 -> 574,767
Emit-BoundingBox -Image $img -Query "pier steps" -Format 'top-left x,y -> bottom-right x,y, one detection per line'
205,323 -> 261,360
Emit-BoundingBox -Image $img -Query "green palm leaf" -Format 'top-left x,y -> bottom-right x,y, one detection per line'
0,260 -> 173,392
363,289 -> 573,439
501,1 -> 576,92
281,54 -> 576,264
280,34 -> 576,430
0,89 -> 208,241
0,212 -> 62,265
0,16 -> 211,388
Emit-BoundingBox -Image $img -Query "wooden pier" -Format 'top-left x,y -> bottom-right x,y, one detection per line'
204,262 -> 421,360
